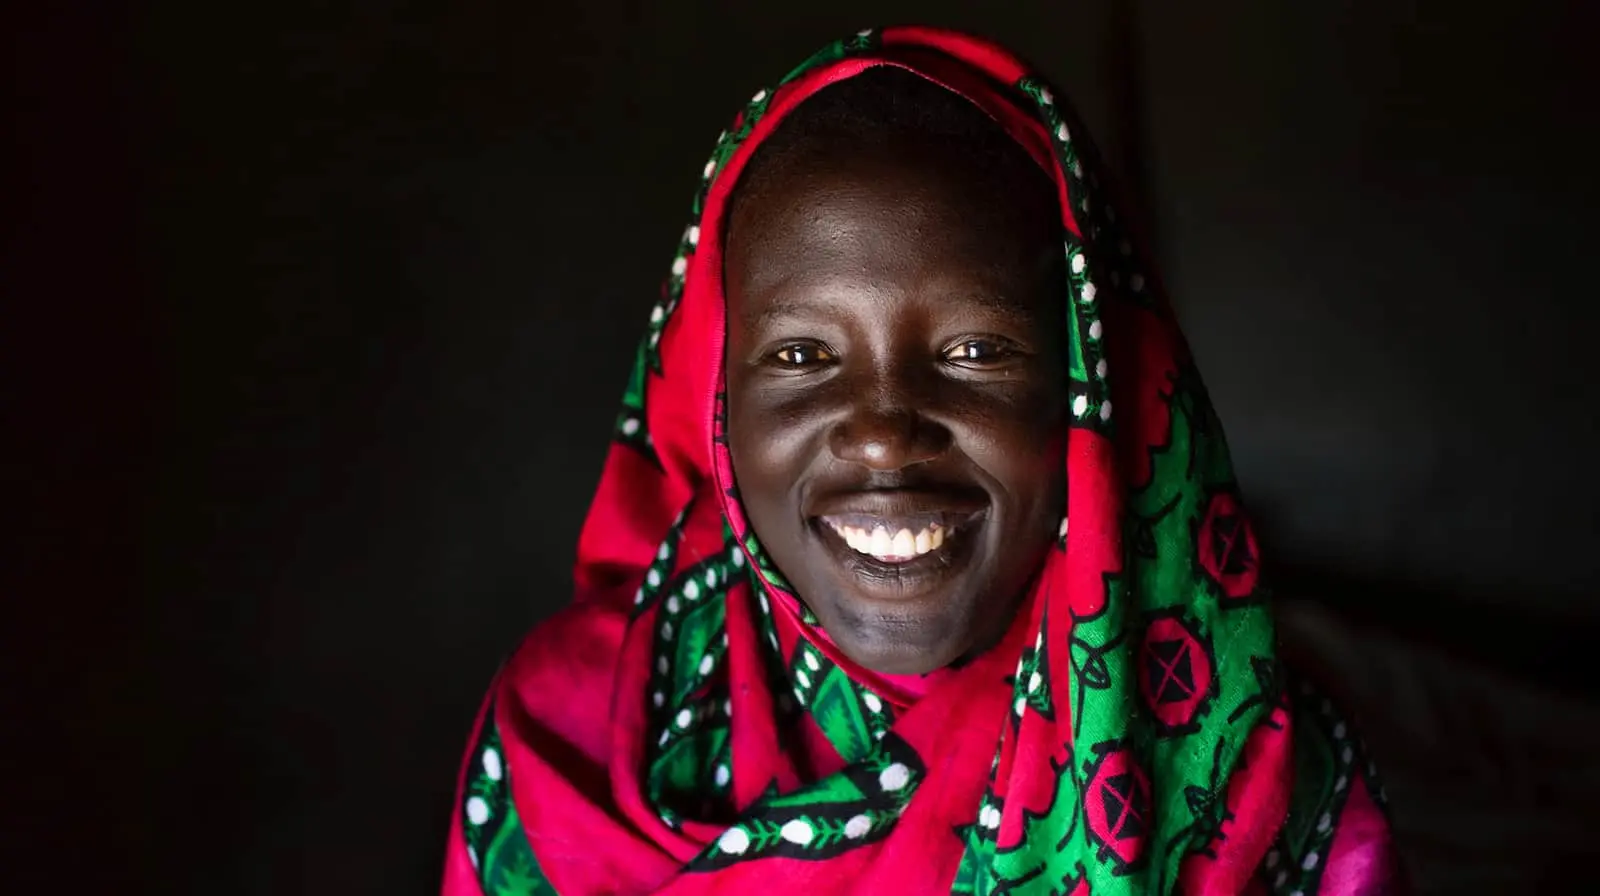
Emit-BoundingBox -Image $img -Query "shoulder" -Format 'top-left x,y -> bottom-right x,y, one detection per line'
445,595 -> 634,895
497,591 -> 634,761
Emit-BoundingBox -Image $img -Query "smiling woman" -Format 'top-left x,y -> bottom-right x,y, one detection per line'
441,27 -> 1402,896
724,68 -> 1068,677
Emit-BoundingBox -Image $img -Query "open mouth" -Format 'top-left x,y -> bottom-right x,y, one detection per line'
818,515 -> 964,564
810,503 -> 986,588
805,488 -> 989,592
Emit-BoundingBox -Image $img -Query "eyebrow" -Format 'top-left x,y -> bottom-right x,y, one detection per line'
749,289 -> 1041,330
748,297 -> 832,328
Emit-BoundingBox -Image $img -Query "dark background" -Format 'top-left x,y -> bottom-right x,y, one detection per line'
15,0 -> 1597,893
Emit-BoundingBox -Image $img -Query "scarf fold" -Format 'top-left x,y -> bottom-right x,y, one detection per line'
441,26 -> 1402,896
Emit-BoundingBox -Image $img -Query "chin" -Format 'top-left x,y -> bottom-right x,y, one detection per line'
839,643 -> 958,677
821,600 -> 977,676
846,642 -> 957,676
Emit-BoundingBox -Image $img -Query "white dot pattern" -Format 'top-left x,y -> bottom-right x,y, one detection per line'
780,819 -> 814,845
718,827 -> 749,854
879,763 -> 911,792
1267,681 -> 1368,891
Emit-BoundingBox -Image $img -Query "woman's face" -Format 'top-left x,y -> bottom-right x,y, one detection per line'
724,138 -> 1068,676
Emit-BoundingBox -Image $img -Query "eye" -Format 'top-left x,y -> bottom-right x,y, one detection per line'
943,337 -> 1021,367
769,341 -> 836,368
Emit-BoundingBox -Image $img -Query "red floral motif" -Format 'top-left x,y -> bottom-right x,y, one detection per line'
1196,491 -> 1260,600
1083,744 -> 1150,870
1137,613 -> 1215,733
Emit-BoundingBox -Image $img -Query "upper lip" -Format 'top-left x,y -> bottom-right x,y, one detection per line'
808,487 -> 988,532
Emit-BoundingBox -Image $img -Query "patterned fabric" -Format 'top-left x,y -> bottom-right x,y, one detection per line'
440,26 -> 1403,896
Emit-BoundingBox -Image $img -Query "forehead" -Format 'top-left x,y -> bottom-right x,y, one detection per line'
725,142 -> 1061,317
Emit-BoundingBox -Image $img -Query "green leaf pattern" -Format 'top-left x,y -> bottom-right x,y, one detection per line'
631,501 -> 695,617
688,735 -> 926,871
645,533 -> 747,822
460,710 -> 556,895
789,638 -> 896,765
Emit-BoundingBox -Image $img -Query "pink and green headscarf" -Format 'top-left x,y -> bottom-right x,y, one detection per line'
441,26 -> 1402,896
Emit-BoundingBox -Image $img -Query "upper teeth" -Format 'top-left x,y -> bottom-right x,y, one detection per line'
827,522 -> 947,561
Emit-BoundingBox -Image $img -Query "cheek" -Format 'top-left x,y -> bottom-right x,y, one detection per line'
729,375 -> 841,462
952,387 -> 1067,504
726,386 -> 818,509
953,378 -> 1065,454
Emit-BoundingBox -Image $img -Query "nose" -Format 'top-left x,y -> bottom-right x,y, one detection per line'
827,377 -> 951,471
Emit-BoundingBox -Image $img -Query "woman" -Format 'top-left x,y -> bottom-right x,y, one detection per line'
442,27 -> 1402,895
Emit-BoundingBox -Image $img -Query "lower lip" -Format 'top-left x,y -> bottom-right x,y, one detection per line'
810,515 -> 984,596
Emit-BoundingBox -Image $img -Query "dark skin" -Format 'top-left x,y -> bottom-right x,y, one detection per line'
725,135 -> 1069,675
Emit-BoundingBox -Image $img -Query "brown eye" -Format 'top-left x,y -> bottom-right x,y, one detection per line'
944,338 -> 1015,365
772,342 -> 835,367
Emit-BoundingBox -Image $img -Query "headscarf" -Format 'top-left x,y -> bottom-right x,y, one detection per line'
441,26 -> 1402,896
